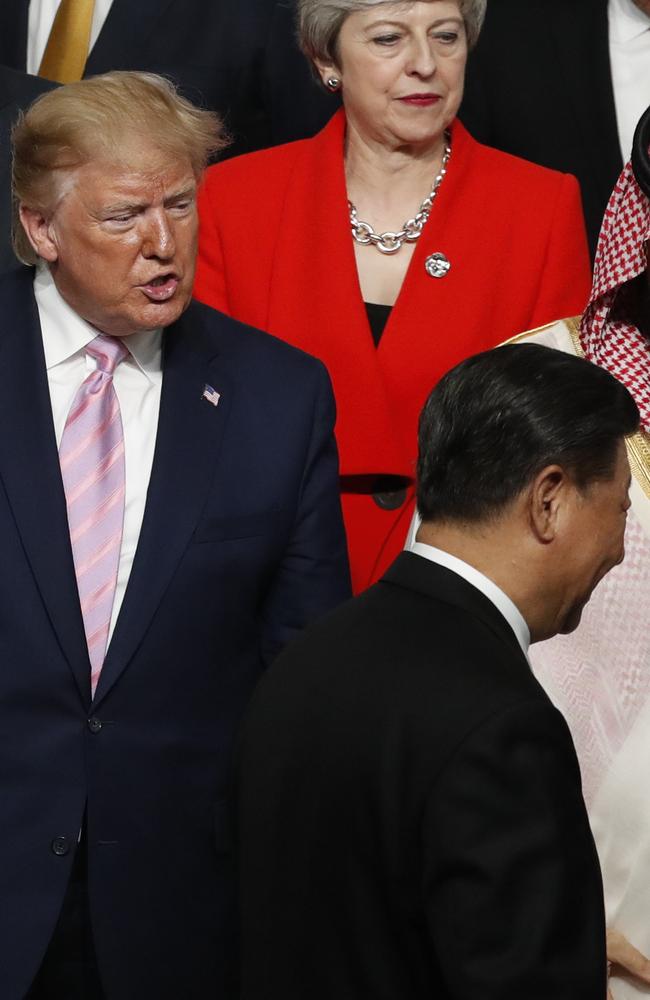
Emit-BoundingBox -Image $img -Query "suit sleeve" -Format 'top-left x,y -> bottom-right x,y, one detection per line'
528,173 -> 592,328
423,698 -> 606,1000
259,361 -> 351,666
195,170 -> 231,315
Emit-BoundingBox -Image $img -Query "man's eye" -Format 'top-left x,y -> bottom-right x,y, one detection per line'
109,214 -> 134,224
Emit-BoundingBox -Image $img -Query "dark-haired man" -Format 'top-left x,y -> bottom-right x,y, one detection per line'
237,343 -> 638,1000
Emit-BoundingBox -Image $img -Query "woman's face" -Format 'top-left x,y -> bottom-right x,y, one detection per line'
318,1 -> 467,151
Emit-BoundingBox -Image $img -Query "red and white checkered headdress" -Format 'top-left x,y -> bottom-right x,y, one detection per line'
580,161 -> 650,430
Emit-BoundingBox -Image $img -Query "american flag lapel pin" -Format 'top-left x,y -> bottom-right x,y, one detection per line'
201,384 -> 221,407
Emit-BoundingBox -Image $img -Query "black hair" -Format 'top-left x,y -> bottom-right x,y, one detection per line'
417,343 -> 639,524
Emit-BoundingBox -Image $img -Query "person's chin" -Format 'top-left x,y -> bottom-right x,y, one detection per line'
558,603 -> 586,635
138,290 -> 190,329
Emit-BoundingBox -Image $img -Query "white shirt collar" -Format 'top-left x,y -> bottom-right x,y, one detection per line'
34,265 -> 162,380
410,541 -> 531,657
609,0 -> 650,44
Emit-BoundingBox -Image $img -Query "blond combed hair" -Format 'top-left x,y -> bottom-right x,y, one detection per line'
12,70 -> 227,265
298,0 -> 487,66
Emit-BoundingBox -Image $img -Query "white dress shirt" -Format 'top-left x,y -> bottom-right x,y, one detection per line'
410,541 -> 531,657
609,0 -> 650,162
34,265 -> 163,643
27,0 -> 113,75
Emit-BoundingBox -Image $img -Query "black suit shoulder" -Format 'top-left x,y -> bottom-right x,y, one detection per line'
244,557 -> 549,787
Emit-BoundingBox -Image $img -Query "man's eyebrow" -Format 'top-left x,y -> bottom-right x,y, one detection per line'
164,186 -> 196,205
99,200 -> 146,216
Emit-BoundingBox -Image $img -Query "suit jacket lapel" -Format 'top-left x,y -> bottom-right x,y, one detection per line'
0,271 -> 92,701
93,303 -> 232,706
549,0 -> 622,182
85,0 -> 177,73
0,0 -> 28,70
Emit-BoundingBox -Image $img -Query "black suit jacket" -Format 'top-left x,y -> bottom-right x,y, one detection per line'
0,268 -> 350,1000
0,66 -> 56,275
237,551 -> 606,999
461,0 -> 622,259
0,0 -> 338,157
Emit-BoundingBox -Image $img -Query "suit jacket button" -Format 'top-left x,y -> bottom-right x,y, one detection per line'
87,717 -> 102,733
51,836 -> 70,856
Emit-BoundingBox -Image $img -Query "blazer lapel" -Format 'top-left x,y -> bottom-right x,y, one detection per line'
85,0 -> 176,73
0,271 -> 92,702
93,303 -> 232,706
267,111 -> 410,478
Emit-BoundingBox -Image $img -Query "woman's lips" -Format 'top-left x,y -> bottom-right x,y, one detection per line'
398,94 -> 440,106
141,276 -> 179,301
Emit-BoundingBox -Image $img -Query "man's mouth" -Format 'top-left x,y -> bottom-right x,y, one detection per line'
141,274 -> 179,301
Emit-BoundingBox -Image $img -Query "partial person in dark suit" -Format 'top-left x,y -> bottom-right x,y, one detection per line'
0,0 -> 338,157
237,343 -> 640,999
460,0 -> 650,259
1,71 -> 350,1000
0,65 -> 56,274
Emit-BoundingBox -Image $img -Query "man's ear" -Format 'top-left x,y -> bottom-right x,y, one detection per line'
18,204 -> 59,263
528,464 -> 571,543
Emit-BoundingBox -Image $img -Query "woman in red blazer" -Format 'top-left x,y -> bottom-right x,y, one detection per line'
195,0 -> 592,593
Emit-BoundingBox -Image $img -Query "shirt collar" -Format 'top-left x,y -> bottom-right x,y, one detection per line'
34,265 -> 162,381
609,0 -> 650,44
410,541 -> 531,657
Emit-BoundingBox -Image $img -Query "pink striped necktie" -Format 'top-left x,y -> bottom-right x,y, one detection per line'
59,334 -> 129,697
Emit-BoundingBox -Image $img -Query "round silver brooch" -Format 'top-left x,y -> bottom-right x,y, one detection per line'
424,252 -> 451,279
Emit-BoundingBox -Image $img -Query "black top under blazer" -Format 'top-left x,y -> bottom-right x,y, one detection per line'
237,551 -> 607,1000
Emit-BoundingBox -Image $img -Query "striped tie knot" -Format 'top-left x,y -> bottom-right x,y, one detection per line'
86,334 -> 129,376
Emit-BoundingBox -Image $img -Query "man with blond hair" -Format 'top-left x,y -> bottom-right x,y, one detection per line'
0,71 -> 350,1000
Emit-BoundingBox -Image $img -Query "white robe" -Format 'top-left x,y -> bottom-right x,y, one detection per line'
504,320 -> 650,1000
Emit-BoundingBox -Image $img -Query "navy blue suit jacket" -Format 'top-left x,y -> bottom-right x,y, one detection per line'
0,268 -> 350,999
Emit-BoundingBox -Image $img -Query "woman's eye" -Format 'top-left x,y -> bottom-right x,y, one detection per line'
372,34 -> 400,46
434,31 -> 459,44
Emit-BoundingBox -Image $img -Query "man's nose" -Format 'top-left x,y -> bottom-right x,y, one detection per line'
142,211 -> 175,259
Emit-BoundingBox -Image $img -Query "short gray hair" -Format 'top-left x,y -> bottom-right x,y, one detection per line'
298,0 -> 487,66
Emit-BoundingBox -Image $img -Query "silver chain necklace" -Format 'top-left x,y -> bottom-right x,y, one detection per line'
348,132 -> 451,256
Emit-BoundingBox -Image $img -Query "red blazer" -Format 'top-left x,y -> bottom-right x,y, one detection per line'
195,111 -> 591,592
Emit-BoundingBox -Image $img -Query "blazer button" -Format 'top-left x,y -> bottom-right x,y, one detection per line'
51,836 -> 70,856
87,717 -> 102,733
372,487 -> 407,511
